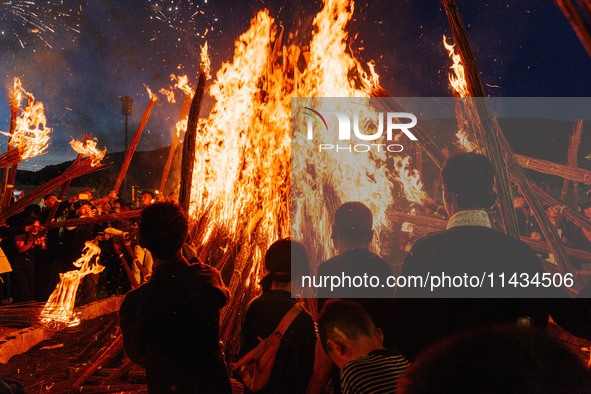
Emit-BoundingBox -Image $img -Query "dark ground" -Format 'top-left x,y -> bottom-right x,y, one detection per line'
0,311 -> 590,393
0,312 -> 147,393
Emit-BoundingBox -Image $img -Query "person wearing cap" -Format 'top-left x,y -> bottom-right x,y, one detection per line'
120,202 -> 231,393
238,238 -> 316,394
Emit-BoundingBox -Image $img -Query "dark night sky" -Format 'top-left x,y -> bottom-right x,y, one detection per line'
1,0 -> 590,170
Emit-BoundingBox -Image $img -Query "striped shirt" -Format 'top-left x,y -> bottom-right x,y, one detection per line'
340,349 -> 410,394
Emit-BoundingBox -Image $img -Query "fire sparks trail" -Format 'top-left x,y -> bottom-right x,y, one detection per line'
0,1 -> 80,48
40,242 -> 103,328
1,77 -> 52,161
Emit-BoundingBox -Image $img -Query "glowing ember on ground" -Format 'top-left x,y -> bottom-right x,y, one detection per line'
40,242 -> 103,328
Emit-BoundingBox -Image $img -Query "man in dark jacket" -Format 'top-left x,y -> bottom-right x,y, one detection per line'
394,152 -> 591,360
119,202 -> 231,393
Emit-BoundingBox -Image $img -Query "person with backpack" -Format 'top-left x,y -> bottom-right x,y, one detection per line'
237,238 -> 316,393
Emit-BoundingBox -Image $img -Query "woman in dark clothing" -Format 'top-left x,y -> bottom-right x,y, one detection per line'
239,239 -> 316,394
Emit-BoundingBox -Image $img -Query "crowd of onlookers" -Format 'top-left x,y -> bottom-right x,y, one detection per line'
4,152 -> 591,393
0,188 -> 178,305
514,194 -> 591,264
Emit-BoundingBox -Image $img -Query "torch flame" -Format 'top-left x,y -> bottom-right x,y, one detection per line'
145,85 -> 158,102
2,78 -> 52,161
159,74 -> 194,103
443,35 -> 469,98
69,136 -> 107,167
40,242 -> 103,327
201,42 -> 211,80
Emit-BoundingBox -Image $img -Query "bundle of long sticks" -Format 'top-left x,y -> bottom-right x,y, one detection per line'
0,90 -> 23,211
0,149 -> 22,169
159,94 -> 192,194
43,154 -> 83,225
442,0 -> 577,278
556,0 -> 591,58
0,157 -> 105,223
515,153 -> 591,185
113,91 -> 158,194
44,209 -> 141,229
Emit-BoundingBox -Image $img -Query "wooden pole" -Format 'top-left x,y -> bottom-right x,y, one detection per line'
371,86 -> 447,169
556,0 -> 591,58
159,94 -> 192,194
442,0 -> 576,278
515,152 -> 591,184
44,209 -> 141,229
179,68 -> 207,214
559,120 -> 584,223
113,93 -> 158,194
43,154 -> 83,225
442,0 -> 520,239
0,158 -> 105,224
0,90 -> 21,212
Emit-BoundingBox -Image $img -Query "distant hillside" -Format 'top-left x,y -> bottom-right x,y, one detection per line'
15,146 -> 182,198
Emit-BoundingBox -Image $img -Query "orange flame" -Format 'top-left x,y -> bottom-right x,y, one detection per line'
201,42 -> 211,80
392,156 -> 427,205
185,0 -> 431,354
69,137 -> 107,167
443,35 -> 478,152
188,0 -> 423,272
443,35 -> 469,98
1,78 -> 52,160
160,74 -> 194,103
40,242 -> 103,327
145,85 -> 158,102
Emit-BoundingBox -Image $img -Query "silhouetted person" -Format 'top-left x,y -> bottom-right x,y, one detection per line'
310,202 -> 395,393
394,152 -> 591,360
119,202 -> 231,393
239,238 -> 315,393
398,325 -> 591,394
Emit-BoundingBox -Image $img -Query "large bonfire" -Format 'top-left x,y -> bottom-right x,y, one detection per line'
184,0 -> 425,354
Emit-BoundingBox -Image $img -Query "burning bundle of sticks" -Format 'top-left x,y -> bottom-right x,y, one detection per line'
0,78 -> 53,211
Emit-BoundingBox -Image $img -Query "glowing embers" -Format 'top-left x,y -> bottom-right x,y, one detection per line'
40,242 -> 103,328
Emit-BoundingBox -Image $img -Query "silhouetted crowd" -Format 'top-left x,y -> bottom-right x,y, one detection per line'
3,153 -> 591,394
